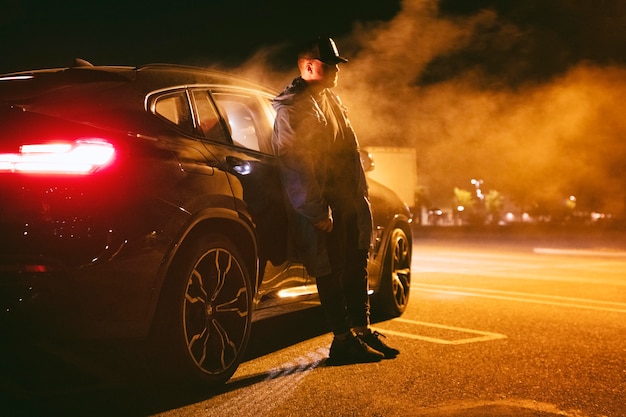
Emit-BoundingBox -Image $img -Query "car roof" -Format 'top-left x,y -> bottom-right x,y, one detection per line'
0,61 -> 277,100
0,61 -> 279,138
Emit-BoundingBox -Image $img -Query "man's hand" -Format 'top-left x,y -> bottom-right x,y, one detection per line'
314,218 -> 333,232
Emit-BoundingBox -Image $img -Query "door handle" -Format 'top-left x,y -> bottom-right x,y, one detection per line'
224,156 -> 252,175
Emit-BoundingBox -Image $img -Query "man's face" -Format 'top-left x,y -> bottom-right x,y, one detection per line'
303,59 -> 339,88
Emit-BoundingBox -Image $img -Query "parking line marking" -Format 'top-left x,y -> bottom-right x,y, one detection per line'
415,283 -> 626,313
373,319 -> 506,345
534,247 -> 626,257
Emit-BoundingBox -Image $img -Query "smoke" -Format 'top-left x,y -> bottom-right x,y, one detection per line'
340,0 -> 626,215
236,0 -> 626,215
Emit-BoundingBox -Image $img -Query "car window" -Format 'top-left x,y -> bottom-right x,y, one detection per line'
152,91 -> 194,134
190,90 -> 229,143
211,91 -> 274,154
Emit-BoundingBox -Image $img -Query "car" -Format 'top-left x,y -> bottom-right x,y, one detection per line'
0,61 -> 412,386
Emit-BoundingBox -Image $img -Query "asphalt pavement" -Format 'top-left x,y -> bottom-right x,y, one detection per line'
2,223 -> 625,417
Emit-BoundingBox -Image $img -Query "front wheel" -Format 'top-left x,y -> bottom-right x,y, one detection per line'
149,233 -> 253,387
376,228 -> 411,318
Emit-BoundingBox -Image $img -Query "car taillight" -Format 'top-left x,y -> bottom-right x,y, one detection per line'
0,139 -> 115,175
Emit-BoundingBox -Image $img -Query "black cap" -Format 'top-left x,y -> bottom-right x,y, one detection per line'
298,37 -> 348,65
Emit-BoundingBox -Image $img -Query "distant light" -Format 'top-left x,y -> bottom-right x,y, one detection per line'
24,265 -> 48,273
566,195 -> 577,210
457,205 -> 465,212
591,212 -> 604,221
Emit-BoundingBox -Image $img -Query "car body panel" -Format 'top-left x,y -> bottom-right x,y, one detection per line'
0,64 -> 412,342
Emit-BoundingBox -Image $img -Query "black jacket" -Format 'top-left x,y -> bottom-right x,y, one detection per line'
272,77 -> 372,276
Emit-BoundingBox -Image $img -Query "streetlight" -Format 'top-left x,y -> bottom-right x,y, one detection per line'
471,178 -> 484,200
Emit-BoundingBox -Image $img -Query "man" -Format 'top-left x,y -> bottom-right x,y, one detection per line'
272,37 -> 399,364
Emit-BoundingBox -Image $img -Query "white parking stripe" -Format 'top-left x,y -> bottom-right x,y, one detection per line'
415,283 -> 626,313
534,247 -> 626,257
373,319 -> 506,345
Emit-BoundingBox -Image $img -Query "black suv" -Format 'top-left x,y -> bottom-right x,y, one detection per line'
0,62 -> 412,385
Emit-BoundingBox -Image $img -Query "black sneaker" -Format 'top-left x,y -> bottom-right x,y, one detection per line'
327,332 -> 384,365
358,330 -> 399,358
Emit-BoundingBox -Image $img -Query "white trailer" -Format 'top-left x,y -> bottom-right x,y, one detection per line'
363,146 -> 418,210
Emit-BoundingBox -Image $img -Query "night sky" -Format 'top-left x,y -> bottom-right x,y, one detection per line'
3,0 -> 624,78
0,0 -> 402,73
2,0 -> 626,215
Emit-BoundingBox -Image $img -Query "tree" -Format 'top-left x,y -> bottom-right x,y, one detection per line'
484,189 -> 504,224
454,187 -> 477,224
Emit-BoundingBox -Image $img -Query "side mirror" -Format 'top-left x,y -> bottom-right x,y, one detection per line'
359,149 -> 375,172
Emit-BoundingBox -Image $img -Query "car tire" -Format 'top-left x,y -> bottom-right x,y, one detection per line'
149,232 -> 253,387
376,227 -> 411,318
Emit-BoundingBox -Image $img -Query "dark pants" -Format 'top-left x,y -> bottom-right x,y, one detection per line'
315,205 -> 370,336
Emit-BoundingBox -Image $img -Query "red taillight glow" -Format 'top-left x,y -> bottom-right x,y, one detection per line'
0,139 -> 115,175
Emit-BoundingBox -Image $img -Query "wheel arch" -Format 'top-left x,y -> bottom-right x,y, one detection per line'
370,214 -> 413,289
148,209 -> 259,328
369,214 -> 413,319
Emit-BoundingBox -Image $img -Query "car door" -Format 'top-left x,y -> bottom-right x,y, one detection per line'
190,86 -> 314,309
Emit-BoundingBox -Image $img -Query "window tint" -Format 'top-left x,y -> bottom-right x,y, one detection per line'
211,91 -> 274,153
191,90 -> 228,142
153,92 -> 193,134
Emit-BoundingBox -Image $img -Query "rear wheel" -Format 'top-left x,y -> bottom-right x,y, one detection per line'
376,228 -> 411,318
149,233 -> 253,387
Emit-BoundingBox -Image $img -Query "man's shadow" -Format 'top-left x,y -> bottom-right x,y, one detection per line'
245,306 -> 328,360
130,307 -> 333,415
